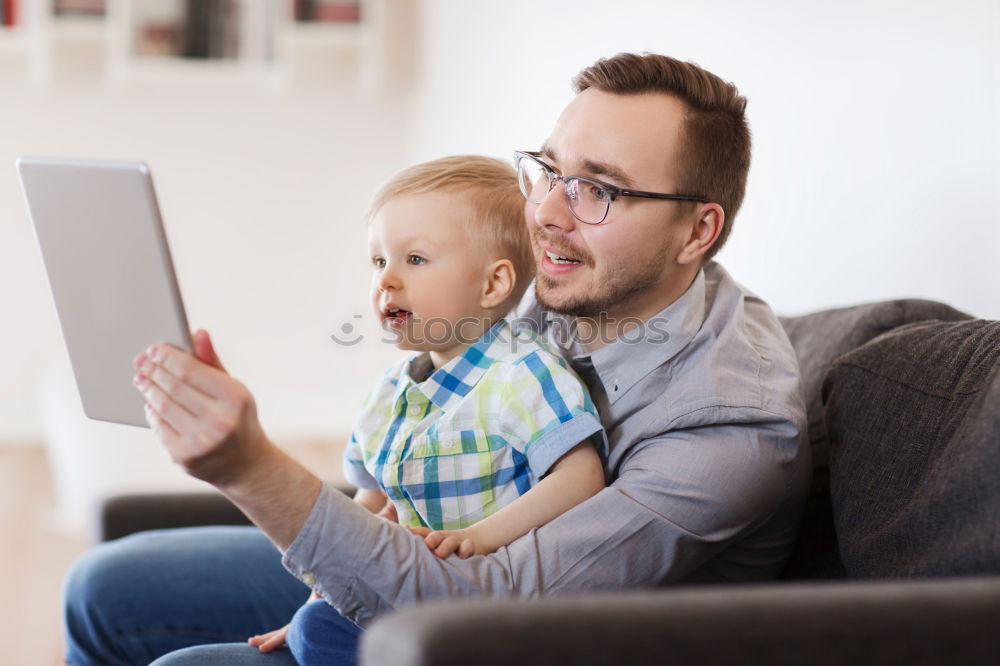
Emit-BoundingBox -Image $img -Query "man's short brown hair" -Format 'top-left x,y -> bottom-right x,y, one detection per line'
368,155 -> 535,309
573,53 -> 751,261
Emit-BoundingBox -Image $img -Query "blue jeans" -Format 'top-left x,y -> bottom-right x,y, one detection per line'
62,526 -> 362,665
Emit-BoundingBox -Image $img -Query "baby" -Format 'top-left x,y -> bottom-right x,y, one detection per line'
250,155 -> 605,653
345,154 -> 607,556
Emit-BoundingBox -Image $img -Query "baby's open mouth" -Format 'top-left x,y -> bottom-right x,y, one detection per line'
384,307 -> 412,327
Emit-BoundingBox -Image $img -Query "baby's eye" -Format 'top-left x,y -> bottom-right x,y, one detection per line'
407,254 -> 427,265
372,256 -> 386,269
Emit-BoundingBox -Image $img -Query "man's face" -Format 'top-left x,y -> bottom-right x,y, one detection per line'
526,89 -> 695,319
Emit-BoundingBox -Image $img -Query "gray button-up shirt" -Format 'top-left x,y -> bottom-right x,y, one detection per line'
283,261 -> 811,627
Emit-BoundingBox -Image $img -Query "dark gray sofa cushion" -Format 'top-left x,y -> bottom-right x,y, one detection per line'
362,578 -> 1000,666
824,319 -> 1000,577
778,300 -> 970,578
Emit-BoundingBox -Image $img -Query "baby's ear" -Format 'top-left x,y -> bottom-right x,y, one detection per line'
480,259 -> 516,309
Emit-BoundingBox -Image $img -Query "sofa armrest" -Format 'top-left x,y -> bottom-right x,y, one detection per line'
361,577 -> 1000,666
100,492 -> 252,541
100,485 -> 355,541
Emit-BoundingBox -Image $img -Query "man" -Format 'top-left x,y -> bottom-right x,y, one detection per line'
64,53 -> 810,665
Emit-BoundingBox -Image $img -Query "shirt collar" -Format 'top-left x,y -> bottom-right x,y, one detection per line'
396,319 -> 510,411
549,265 -> 708,405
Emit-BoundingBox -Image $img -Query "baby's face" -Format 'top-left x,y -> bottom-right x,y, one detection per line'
368,191 -> 489,357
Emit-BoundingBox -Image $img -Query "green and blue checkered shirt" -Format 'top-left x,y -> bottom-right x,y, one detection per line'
344,319 -> 606,531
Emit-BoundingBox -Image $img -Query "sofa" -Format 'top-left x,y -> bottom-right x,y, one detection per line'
100,299 -> 1000,665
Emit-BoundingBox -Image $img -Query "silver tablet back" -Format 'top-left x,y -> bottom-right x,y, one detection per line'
18,157 -> 192,428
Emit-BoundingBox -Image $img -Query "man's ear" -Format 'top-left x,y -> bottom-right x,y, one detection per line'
677,203 -> 725,266
480,259 -> 516,309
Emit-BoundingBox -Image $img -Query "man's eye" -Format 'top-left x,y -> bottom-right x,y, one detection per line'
372,257 -> 386,268
407,255 -> 427,265
589,185 -> 610,202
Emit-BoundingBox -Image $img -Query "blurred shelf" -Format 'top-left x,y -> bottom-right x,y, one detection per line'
50,15 -> 106,41
287,20 -> 362,48
106,55 -> 284,90
0,0 -> 389,90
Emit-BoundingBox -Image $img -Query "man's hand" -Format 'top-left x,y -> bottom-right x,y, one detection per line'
132,329 -> 269,486
132,328 -> 321,550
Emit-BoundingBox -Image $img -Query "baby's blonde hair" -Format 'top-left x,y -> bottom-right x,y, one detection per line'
368,155 -> 535,309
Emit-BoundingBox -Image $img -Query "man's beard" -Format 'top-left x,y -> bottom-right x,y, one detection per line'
534,250 -> 669,317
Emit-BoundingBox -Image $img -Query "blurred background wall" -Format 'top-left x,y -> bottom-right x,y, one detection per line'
0,0 -> 997,525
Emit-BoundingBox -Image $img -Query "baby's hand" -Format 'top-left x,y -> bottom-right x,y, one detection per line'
248,624 -> 290,653
376,499 -> 398,523
422,528 -> 480,559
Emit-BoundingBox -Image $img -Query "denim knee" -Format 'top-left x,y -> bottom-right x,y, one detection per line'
149,643 -> 299,665
288,600 -> 326,638
63,540 -> 132,665
286,599 -> 362,666
64,527 -> 305,666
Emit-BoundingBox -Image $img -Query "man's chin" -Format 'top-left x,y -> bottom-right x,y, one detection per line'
535,281 -> 605,318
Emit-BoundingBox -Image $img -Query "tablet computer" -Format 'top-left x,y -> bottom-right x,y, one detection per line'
17,157 -> 192,428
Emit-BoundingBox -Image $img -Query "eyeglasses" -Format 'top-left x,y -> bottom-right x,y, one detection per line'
513,150 -> 708,225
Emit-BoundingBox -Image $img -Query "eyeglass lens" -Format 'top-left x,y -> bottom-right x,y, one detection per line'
516,155 -> 609,224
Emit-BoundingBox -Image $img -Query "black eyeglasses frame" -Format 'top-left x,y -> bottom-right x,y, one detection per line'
514,150 -> 709,225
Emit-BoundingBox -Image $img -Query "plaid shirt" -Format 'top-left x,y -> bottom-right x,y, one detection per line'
343,319 -> 605,531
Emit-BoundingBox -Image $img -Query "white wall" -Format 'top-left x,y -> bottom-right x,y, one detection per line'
405,0 -> 1000,318
0,58 -> 411,445
1,0 -> 998,449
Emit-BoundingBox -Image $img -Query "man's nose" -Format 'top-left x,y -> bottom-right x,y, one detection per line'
531,180 -> 577,232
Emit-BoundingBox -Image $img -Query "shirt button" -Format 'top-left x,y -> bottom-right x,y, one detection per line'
388,452 -> 398,463
409,404 -> 422,417
399,508 -> 410,521
442,439 -> 454,449
302,572 -> 317,586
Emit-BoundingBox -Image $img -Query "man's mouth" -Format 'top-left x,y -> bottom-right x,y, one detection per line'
544,250 -> 583,265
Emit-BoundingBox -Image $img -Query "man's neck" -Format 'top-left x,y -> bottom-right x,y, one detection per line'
574,266 -> 699,354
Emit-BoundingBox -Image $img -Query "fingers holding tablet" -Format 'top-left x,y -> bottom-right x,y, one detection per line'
131,338 -> 267,479
191,329 -> 228,373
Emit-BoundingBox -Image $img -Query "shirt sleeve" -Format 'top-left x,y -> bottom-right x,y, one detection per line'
500,349 -> 607,479
341,366 -> 401,492
342,431 -> 380,491
282,408 -> 805,627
